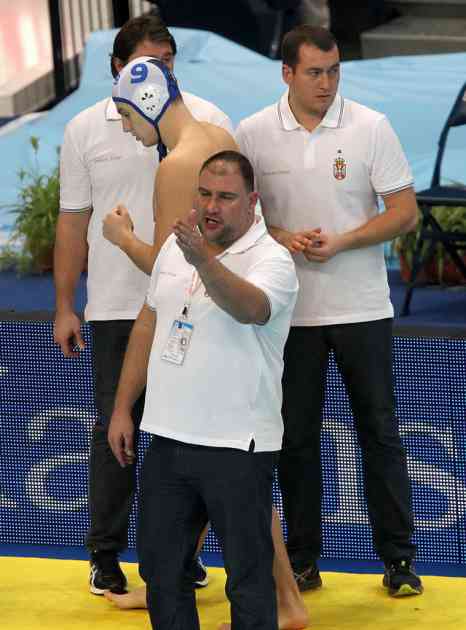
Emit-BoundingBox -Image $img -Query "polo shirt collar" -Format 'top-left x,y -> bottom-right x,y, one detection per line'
278,90 -> 344,131
220,215 -> 267,256
321,92 -> 344,128
106,97 -> 121,121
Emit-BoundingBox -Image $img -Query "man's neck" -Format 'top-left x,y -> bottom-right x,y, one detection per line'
203,241 -> 225,256
159,101 -> 196,150
288,93 -> 327,133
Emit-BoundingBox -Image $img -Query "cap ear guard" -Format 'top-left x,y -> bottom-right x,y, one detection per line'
145,58 -> 180,127
146,58 -> 180,103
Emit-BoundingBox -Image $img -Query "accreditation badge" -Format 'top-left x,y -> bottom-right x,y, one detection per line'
161,318 -> 194,365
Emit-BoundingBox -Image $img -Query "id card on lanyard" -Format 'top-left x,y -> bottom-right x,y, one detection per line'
161,317 -> 194,365
161,270 -> 200,366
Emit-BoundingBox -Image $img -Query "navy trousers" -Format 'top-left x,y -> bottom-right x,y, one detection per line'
138,436 -> 279,630
279,319 -> 416,570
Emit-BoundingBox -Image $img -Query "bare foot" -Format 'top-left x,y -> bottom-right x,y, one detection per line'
104,586 -> 147,609
278,608 -> 310,629
277,593 -> 310,629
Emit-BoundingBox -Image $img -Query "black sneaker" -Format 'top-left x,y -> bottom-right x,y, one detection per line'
383,558 -> 423,597
89,550 -> 127,595
293,562 -> 322,592
191,555 -> 209,588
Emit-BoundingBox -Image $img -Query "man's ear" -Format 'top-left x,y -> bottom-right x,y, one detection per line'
282,63 -> 293,86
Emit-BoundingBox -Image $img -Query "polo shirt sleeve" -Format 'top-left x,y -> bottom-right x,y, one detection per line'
59,122 -> 92,211
235,121 -> 254,164
212,112 -> 234,135
245,247 -> 298,324
370,116 -> 414,196
183,92 -> 234,134
145,257 -> 162,312
236,121 -> 261,196
202,102 -> 233,134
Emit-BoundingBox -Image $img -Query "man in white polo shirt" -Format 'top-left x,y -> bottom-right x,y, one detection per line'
53,15 -> 233,595
236,25 -> 423,597
107,150 -> 298,630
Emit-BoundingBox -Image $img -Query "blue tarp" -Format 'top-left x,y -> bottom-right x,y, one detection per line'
1,27 -> 465,242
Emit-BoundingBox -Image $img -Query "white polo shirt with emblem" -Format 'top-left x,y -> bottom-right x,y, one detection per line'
60,93 -> 233,322
140,216 -> 298,452
236,92 -> 414,326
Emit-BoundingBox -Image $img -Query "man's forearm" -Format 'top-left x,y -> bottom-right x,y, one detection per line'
113,306 -> 156,413
339,204 -> 418,252
196,258 -> 269,325
266,223 -> 314,254
54,212 -> 89,312
332,187 -> 419,252
119,233 -> 156,276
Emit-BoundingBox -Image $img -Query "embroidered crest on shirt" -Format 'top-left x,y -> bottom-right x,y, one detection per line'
333,150 -> 347,180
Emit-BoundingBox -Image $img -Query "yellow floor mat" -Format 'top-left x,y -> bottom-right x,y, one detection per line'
1,556 -> 465,630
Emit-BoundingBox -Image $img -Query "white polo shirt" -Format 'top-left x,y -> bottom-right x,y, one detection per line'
140,217 -> 298,452
236,92 -> 414,326
60,93 -> 233,322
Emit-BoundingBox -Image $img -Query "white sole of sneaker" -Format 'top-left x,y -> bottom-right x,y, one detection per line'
90,584 -> 107,595
194,577 -> 209,587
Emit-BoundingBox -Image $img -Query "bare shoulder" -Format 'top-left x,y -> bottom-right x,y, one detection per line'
200,121 -> 238,151
170,122 -> 238,171
156,122 -> 238,190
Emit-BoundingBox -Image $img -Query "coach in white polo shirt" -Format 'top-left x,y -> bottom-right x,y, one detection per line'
53,16 -> 233,595
236,25 -> 423,598
107,150 -> 298,629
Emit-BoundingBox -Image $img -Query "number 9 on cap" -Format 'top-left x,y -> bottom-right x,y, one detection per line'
130,63 -> 148,84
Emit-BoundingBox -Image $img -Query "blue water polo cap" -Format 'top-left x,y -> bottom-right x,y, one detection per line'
112,56 -> 180,160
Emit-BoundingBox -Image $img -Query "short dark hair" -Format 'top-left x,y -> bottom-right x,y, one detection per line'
282,25 -> 337,69
200,151 -> 255,193
110,15 -> 177,78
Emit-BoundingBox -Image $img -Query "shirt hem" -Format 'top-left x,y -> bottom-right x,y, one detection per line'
85,310 -> 140,322
291,309 -> 394,327
140,424 -> 282,453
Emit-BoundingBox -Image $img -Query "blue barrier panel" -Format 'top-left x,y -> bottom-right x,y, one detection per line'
0,321 -> 465,562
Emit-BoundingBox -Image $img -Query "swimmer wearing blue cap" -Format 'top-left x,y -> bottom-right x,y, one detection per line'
103,56 -> 237,272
